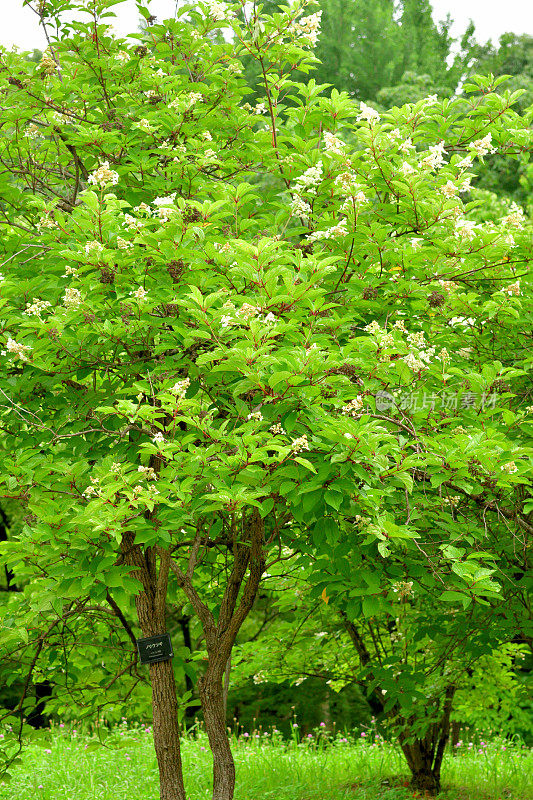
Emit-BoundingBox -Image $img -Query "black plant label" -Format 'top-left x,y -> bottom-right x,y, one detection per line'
136,633 -> 174,665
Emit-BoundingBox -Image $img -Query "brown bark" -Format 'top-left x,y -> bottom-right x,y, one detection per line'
168,509 -> 265,800
400,685 -> 456,797
122,534 -> 186,800
199,670 -> 236,800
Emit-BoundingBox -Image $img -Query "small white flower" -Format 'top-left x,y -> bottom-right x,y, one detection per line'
342,397 -> 363,416
136,118 -> 155,134
84,240 -> 104,257
357,102 -> 380,124
88,160 -> 119,189
420,141 -> 447,171
398,138 -> 415,154
400,161 -> 416,176
501,202 -> 525,230
269,423 -> 285,435
130,286 -> 148,301
294,162 -> 323,192
501,461 -> 518,474
440,180 -> 458,198
5,337 -> 31,361
152,432 -> 165,445
454,218 -> 477,240
290,195 -> 312,217
290,434 -> 310,454
470,133 -> 496,158
170,378 -> 190,399
116,236 -> 133,250
323,131 -> 345,154
63,287 -> 83,309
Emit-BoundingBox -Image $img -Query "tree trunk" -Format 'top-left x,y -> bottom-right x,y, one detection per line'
123,535 -> 186,800
401,739 -> 441,795
400,686 -> 455,797
199,672 -> 235,800
149,658 -> 186,800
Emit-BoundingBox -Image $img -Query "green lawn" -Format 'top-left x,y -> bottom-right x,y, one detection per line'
0,724 -> 531,800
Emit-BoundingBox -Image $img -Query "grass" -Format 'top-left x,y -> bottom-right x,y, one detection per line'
0,722 -> 531,800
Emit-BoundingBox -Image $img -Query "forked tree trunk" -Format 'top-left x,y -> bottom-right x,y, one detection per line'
401,739 -> 442,794
199,671 -> 235,800
400,685 -> 455,797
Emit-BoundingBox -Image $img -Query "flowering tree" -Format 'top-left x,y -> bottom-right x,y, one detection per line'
0,1 -> 531,799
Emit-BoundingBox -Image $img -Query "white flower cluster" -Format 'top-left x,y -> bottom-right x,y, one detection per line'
38,214 -> 58,230
124,214 -> 142,231
82,477 -> 100,499
420,141 -> 446,171
398,137 -> 415,154
449,316 -> 475,328
132,483 -> 160,500
24,298 -> 51,319
471,133 -> 496,158
138,465 -> 157,481
290,434 -> 310,454
290,195 -> 312,217
440,180 -> 458,198
294,162 -> 323,192
116,236 -> 133,250
501,461 -> 518,474
364,320 -> 382,334
501,202 -> 525,229
254,102 -> 268,115
357,102 -> 380,125
246,411 -> 263,422
153,432 -> 165,445
85,240 -> 104,257
38,50 -> 57,76
505,281 -> 520,296
400,161 -> 416,176
63,287 -> 82,309
392,581 -> 414,599
454,218 -> 477,241
404,353 -> 426,371
88,160 -> 119,189
407,332 -> 426,349
152,195 -> 178,222
62,265 -> 78,277
307,221 -> 348,242
4,337 -> 32,361
269,422 -> 285,435
443,496 -> 460,507
171,377 -> 190,398
136,118 -> 155,134
438,348 -> 451,367
288,11 -> 322,47
220,302 -> 263,327
130,286 -> 148,301
342,397 -> 363,416
323,131 -> 345,154
202,0 -> 232,21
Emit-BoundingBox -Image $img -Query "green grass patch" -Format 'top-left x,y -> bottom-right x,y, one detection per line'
0,724 -> 531,800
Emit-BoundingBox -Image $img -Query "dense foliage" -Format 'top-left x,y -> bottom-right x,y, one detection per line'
0,1 -> 531,799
